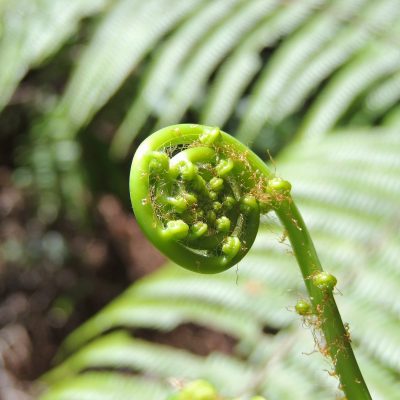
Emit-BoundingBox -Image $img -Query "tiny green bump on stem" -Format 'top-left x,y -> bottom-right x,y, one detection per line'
267,177 -> 292,194
312,272 -> 338,291
216,216 -> 231,232
162,220 -> 189,240
240,195 -> 258,214
216,158 -> 234,177
223,195 -> 236,209
199,127 -> 221,145
209,177 -> 224,192
295,299 -> 312,316
148,151 -> 170,173
222,236 -> 241,260
166,196 -> 187,213
191,222 -> 208,238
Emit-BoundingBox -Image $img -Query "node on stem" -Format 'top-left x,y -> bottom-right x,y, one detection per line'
312,272 -> 338,291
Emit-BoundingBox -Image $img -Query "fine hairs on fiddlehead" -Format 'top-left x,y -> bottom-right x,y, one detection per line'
130,124 -> 372,400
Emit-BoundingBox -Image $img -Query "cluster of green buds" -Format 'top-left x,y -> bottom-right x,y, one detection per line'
168,380 -> 267,400
130,124 -> 276,273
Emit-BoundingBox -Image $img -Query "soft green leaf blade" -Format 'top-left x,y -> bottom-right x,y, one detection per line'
0,0 -> 109,111
55,0 -> 204,132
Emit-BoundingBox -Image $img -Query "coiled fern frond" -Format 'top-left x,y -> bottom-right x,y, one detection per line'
129,124 -> 372,400
130,124 -> 275,273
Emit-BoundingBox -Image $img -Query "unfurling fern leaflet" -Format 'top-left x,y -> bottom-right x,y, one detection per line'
130,124 -> 372,400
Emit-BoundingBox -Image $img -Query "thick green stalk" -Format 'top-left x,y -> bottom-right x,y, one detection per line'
277,199 -> 371,399
245,141 -> 371,399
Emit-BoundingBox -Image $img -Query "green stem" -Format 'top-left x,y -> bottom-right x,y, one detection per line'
276,199 -> 372,400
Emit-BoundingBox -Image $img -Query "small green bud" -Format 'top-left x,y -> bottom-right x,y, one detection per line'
191,222 -> 208,238
216,158 -> 234,177
223,195 -> 236,209
216,216 -> 231,232
312,272 -> 337,291
199,127 -> 221,145
192,175 -> 208,193
212,201 -> 222,211
209,191 -> 218,200
162,220 -> 189,240
179,380 -> 218,400
240,195 -> 258,214
208,177 -> 224,192
170,160 -> 197,181
295,299 -> 311,316
222,236 -> 241,260
166,196 -> 187,213
195,210 -> 204,219
267,177 -> 292,194
148,151 -> 169,173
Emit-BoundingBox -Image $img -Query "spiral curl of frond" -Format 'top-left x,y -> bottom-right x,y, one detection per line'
130,124 -> 278,273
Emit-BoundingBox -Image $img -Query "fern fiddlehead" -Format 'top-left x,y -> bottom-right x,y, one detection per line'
130,124 -> 264,273
130,124 -> 371,400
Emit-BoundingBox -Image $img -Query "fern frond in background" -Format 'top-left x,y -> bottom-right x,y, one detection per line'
0,0 -> 400,399
0,0 -> 110,110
